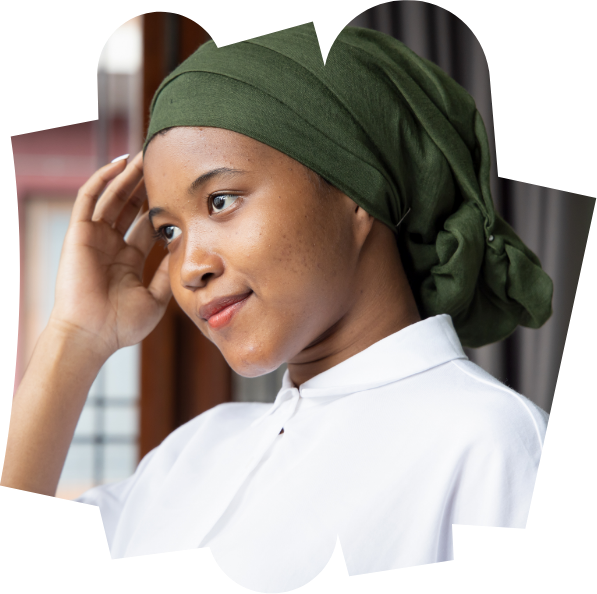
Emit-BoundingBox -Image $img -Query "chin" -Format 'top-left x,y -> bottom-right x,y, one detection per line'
233,367 -> 275,379
229,359 -> 282,379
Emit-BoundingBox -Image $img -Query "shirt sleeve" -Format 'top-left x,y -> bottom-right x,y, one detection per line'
74,447 -> 159,549
451,395 -> 548,528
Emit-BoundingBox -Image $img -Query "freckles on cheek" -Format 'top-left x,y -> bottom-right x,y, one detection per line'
272,232 -> 303,274
304,227 -> 327,275
267,224 -> 335,289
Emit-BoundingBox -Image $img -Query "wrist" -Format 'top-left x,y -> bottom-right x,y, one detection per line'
44,316 -> 114,369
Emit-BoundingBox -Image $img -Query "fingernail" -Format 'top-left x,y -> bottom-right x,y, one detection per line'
111,153 -> 129,164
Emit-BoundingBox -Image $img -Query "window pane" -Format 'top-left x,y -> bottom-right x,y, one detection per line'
105,404 -> 138,438
104,444 -> 138,484
104,344 -> 140,400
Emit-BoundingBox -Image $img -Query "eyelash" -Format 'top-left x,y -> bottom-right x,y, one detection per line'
152,193 -> 241,245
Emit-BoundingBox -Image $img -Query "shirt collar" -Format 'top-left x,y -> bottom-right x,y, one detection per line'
252,314 -> 467,424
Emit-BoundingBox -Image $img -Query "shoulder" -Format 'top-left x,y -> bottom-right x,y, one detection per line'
450,360 -> 547,430
431,359 -> 548,455
367,358 -> 548,459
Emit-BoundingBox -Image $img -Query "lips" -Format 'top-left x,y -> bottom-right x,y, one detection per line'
200,291 -> 252,320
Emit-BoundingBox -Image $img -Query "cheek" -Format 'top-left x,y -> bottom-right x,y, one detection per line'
233,197 -> 354,307
252,230 -> 313,286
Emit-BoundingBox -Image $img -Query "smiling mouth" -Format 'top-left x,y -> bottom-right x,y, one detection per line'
199,291 -> 253,320
207,291 -> 253,330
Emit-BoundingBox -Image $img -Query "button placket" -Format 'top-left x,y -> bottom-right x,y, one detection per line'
249,391 -> 300,465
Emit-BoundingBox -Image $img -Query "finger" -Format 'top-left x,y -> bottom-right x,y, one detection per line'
114,178 -> 148,237
92,152 -> 144,226
147,254 -> 172,309
70,158 -> 128,223
126,210 -> 159,258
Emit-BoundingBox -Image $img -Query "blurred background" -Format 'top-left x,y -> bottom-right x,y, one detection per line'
11,4 -> 594,500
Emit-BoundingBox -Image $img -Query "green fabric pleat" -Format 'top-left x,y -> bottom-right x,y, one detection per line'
145,23 -> 553,348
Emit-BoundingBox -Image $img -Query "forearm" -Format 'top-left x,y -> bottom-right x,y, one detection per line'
1,322 -> 108,496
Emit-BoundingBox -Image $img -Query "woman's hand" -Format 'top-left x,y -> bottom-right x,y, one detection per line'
49,152 -> 172,361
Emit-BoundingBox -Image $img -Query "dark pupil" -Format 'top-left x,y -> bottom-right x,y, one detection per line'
213,196 -> 225,210
164,227 -> 174,239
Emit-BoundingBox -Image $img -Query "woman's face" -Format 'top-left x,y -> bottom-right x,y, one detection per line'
144,127 -> 365,377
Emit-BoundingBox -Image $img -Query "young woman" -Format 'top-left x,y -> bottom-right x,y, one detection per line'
2,24 -> 552,592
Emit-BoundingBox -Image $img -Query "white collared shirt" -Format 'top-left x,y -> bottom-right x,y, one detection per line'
77,315 -> 548,591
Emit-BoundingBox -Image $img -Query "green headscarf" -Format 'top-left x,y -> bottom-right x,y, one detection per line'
145,23 -> 553,348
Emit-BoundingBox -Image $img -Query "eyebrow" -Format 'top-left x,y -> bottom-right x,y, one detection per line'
188,167 -> 246,194
148,167 -> 247,226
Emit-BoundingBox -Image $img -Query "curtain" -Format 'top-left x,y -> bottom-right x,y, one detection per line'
350,1 -> 594,412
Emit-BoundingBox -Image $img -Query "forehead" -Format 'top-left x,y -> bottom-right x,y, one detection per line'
142,128 -> 323,214
144,127 -> 289,176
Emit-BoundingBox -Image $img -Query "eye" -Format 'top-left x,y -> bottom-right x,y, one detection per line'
154,225 -> 182,245
211,194 -> 239,213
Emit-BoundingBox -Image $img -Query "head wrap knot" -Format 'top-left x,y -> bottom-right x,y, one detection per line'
146,23 -> 553,347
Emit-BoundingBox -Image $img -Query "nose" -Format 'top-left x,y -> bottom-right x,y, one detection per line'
179,235 -> 224,290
